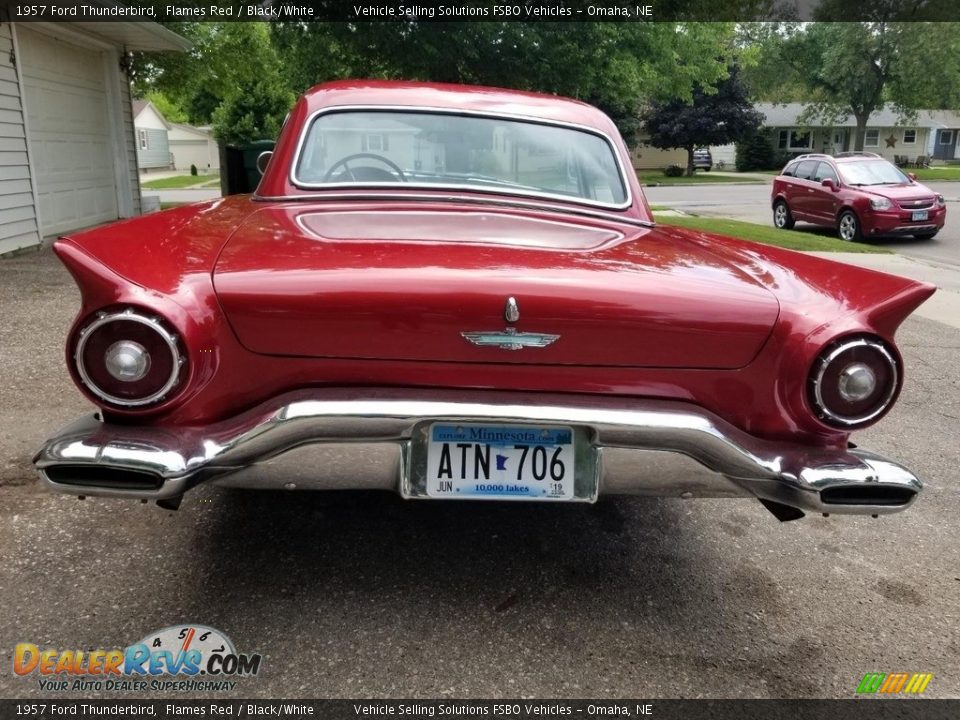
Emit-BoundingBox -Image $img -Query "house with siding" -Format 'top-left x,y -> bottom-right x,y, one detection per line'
133,101 -> 220,173
132,100 -> 172,172
758,103 -> 960,163
168,122 -> 220,173
710,103 -> 960,167
0,11 -> 189,255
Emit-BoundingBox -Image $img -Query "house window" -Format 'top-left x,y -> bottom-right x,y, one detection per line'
940,130 -> 954,145
864,129 -> 880,147
902,129 -> 916,144
138,129 -> 148,151
361,133 -> 389,152
780,129 -> 811,150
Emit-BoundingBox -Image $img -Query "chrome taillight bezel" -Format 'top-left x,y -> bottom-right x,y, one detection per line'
809,336 -> 899,428
74,308 -> 185,408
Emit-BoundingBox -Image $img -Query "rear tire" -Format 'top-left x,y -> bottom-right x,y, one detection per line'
773,200 -> 795,229
914,230 -> 939,240
837,210 -> 862,242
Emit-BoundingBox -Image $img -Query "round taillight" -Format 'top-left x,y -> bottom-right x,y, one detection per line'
809,337 -> 898,428
74,309 -> 185,407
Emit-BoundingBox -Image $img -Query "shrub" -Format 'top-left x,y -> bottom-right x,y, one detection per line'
662,164 -> 685,177
190,164 -> 198,176
735,130 -> 775,172
771,151 -> 795,170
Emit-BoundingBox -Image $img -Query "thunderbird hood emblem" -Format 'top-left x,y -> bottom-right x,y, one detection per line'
461,327 -> 560,351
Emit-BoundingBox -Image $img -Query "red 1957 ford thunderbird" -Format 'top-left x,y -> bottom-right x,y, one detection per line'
34,81 -> 934,521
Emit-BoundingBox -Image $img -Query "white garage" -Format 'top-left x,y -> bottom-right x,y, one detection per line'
0,18 -> 189,254
168,122 -> 220,173
18,28 -> 120,236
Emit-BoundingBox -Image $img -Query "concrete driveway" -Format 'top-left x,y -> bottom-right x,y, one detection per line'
0,250 -> 958,699
645,181 -> 960,268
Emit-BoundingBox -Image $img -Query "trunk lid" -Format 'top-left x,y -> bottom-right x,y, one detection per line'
212,204 -> 780,369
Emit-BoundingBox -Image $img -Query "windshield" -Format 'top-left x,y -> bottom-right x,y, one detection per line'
837,160 -> 909,186
294,110 -> 629,207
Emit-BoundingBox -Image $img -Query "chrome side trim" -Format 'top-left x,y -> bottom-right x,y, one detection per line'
34,389 -> 921,515
287,104 -> 634,211
256,192 -> 656,229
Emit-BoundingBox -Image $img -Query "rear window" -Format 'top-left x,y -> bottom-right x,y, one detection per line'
294,109 -> 629,208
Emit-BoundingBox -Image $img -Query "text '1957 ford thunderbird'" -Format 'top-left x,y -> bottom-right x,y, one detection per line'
34,81 -> 935,522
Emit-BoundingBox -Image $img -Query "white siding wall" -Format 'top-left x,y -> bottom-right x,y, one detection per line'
0,24 -> 41,254
708,144 -> 736,168
134,104 -> 167,130
119,75 -> 141,216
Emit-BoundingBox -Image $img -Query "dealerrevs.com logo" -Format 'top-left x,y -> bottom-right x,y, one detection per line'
14,625 -> 262,693
856,672 -> 934,695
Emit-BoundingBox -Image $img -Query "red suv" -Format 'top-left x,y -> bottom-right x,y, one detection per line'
771,152 -> 946,241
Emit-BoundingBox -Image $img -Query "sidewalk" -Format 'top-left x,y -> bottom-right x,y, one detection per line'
707,170 -> 774,182
811,252 -> 960,330
139,170 -> 220,184
146,188 -> 222,204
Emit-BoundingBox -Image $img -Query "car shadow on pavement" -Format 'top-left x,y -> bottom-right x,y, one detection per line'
156,486 -> 822,696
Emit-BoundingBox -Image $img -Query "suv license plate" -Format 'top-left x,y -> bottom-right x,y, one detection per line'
912,210 -> 929,221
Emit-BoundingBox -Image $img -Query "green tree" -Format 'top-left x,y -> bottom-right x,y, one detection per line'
642,66 -> 764,175
132,21 -> 294,128
271,22 -> 740,142
745,21 -> 960,150
212,78 -> 295,145
144,90 -> 188,124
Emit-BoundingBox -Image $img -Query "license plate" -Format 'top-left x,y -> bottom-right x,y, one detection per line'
425,423 -> 575,500
912,210 -> 929,221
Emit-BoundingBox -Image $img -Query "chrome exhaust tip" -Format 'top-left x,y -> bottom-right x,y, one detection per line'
820,484 -> 917,507
42,465 -> 164,492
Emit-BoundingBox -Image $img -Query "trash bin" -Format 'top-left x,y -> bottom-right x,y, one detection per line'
219,139 -> 276,196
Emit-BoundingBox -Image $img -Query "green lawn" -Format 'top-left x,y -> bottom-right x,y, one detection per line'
142,174 -> 217,189
909,166 -> 960,181
636,171 -> 764,185
654,214 -> 890,253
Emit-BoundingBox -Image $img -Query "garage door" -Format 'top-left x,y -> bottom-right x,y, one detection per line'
18,28 -> 118,236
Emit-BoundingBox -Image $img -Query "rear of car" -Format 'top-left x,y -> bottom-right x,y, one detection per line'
693,148 -> 713,171
32,82 -> 936,523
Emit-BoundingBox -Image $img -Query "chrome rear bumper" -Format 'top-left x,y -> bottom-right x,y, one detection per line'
33,389 -> 922,516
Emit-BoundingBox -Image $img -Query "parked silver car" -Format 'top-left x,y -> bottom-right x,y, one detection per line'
693,148 -> 713,171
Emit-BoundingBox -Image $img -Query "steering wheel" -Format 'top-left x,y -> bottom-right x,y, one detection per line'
323,153 -> 407,183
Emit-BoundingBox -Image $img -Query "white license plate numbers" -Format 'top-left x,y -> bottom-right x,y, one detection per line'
425,423 -> 575,500
912,210 -> 929,221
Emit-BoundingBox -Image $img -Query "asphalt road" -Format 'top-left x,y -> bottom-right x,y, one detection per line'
645,181 -> 960,268
1,251 -> 958,700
